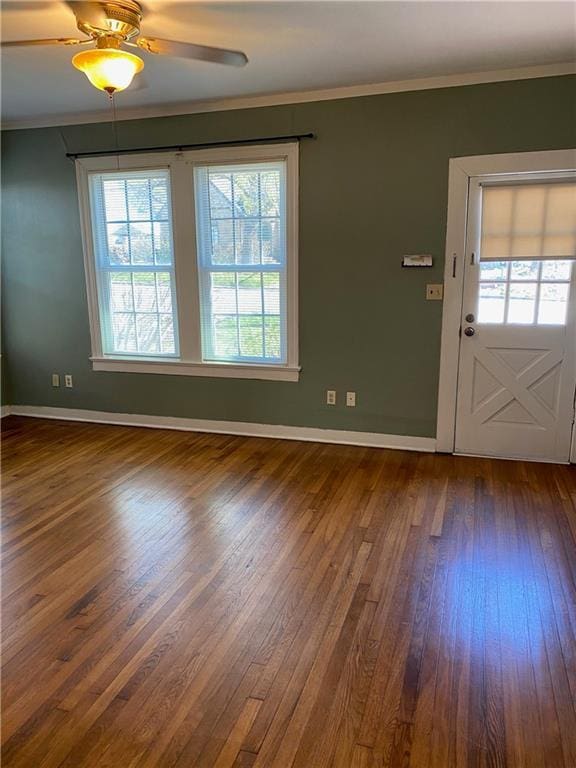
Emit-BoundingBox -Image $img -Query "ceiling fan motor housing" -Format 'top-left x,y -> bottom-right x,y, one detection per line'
77,1 -> 143,41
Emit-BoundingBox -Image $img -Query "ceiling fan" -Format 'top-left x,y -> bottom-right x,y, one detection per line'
2,0 -> 248,94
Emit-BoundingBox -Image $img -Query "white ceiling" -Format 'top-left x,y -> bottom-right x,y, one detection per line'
1,1 -> 575,127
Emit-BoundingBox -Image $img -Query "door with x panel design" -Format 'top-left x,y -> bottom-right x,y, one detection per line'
455,174 -> 576,462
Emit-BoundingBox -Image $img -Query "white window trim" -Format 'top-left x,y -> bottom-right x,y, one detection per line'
436,148 -> 576,454
75,144 -> 300,382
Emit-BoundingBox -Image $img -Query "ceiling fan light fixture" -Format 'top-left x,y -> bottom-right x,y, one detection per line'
72,46 -> 144,94
4,0 -> 247,97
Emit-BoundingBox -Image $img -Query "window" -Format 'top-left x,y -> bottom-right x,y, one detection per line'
76,145 -> 299,381
478,259 -> 573,325
194,162 -> 286,364
89,170 -> 178,356
478,180 -> 575,325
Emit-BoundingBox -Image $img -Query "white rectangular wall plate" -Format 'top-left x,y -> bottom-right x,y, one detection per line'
65,374 -> 73,388
326,390 -> 336,405
402,254 -> 433,268
52,374 -> 60,387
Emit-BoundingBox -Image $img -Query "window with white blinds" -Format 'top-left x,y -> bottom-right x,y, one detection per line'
77,144 -> 299,381
89,170 -> 178,356
194,161 -> 287,364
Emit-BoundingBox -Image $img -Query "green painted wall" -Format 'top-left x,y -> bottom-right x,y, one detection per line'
2,75 -> 575,435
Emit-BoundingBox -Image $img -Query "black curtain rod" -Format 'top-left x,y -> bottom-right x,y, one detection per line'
66,133 -> 316,160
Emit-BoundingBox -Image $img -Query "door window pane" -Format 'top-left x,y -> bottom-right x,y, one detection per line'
480,261 -> 508,281
476,259 -> 572,326
478,282 -> 506,323
510,261 -> 539,281
537,283 -> 570,324
507,283 -> 537,324
541,260 -> 572,281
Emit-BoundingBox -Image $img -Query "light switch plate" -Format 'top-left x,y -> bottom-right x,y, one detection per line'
426,284 -> 444,300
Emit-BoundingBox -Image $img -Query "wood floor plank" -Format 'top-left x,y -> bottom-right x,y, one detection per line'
2,416 -> 575,767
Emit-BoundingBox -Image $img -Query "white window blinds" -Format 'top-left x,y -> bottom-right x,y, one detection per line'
89,170 -> 178,356
480,181 -> 576,261
194,161 -> 287,364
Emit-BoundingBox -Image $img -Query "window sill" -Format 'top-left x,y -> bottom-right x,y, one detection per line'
90,357 -> 301,382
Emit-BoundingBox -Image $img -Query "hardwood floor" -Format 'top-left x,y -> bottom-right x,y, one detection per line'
1,415 -> 575,767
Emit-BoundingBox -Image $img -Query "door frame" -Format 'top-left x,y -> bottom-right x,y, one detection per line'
436,148 -> 576,459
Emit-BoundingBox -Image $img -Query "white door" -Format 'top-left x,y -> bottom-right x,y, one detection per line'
455,175 -> 576,462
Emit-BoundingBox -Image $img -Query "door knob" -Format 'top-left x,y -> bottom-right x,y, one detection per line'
464,327 -> 475,337
465,313 -> 475,323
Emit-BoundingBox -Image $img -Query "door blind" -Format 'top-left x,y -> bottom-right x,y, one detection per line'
480,181 -> 576,261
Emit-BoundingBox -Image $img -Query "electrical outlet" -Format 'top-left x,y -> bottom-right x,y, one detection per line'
426,283 -> 444,301
346,391 -> 356,407
64,374 -> 73,388
326,390 -> 336,405
51,374 -> 60,388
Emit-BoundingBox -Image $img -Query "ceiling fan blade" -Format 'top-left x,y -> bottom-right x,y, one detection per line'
136,37 -> 248,67
129,74 -> 149,93
1,37 -> 90,48
4,2 -> 56,11
64,1 -> 109,28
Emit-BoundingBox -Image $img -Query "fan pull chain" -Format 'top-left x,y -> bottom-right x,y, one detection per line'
109,92 -> 120,171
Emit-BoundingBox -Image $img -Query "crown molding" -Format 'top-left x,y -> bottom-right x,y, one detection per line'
3,62 -> 575,131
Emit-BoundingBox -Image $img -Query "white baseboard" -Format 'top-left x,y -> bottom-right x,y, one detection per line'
5,405 -> 436,453
1,405 -> 12,418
